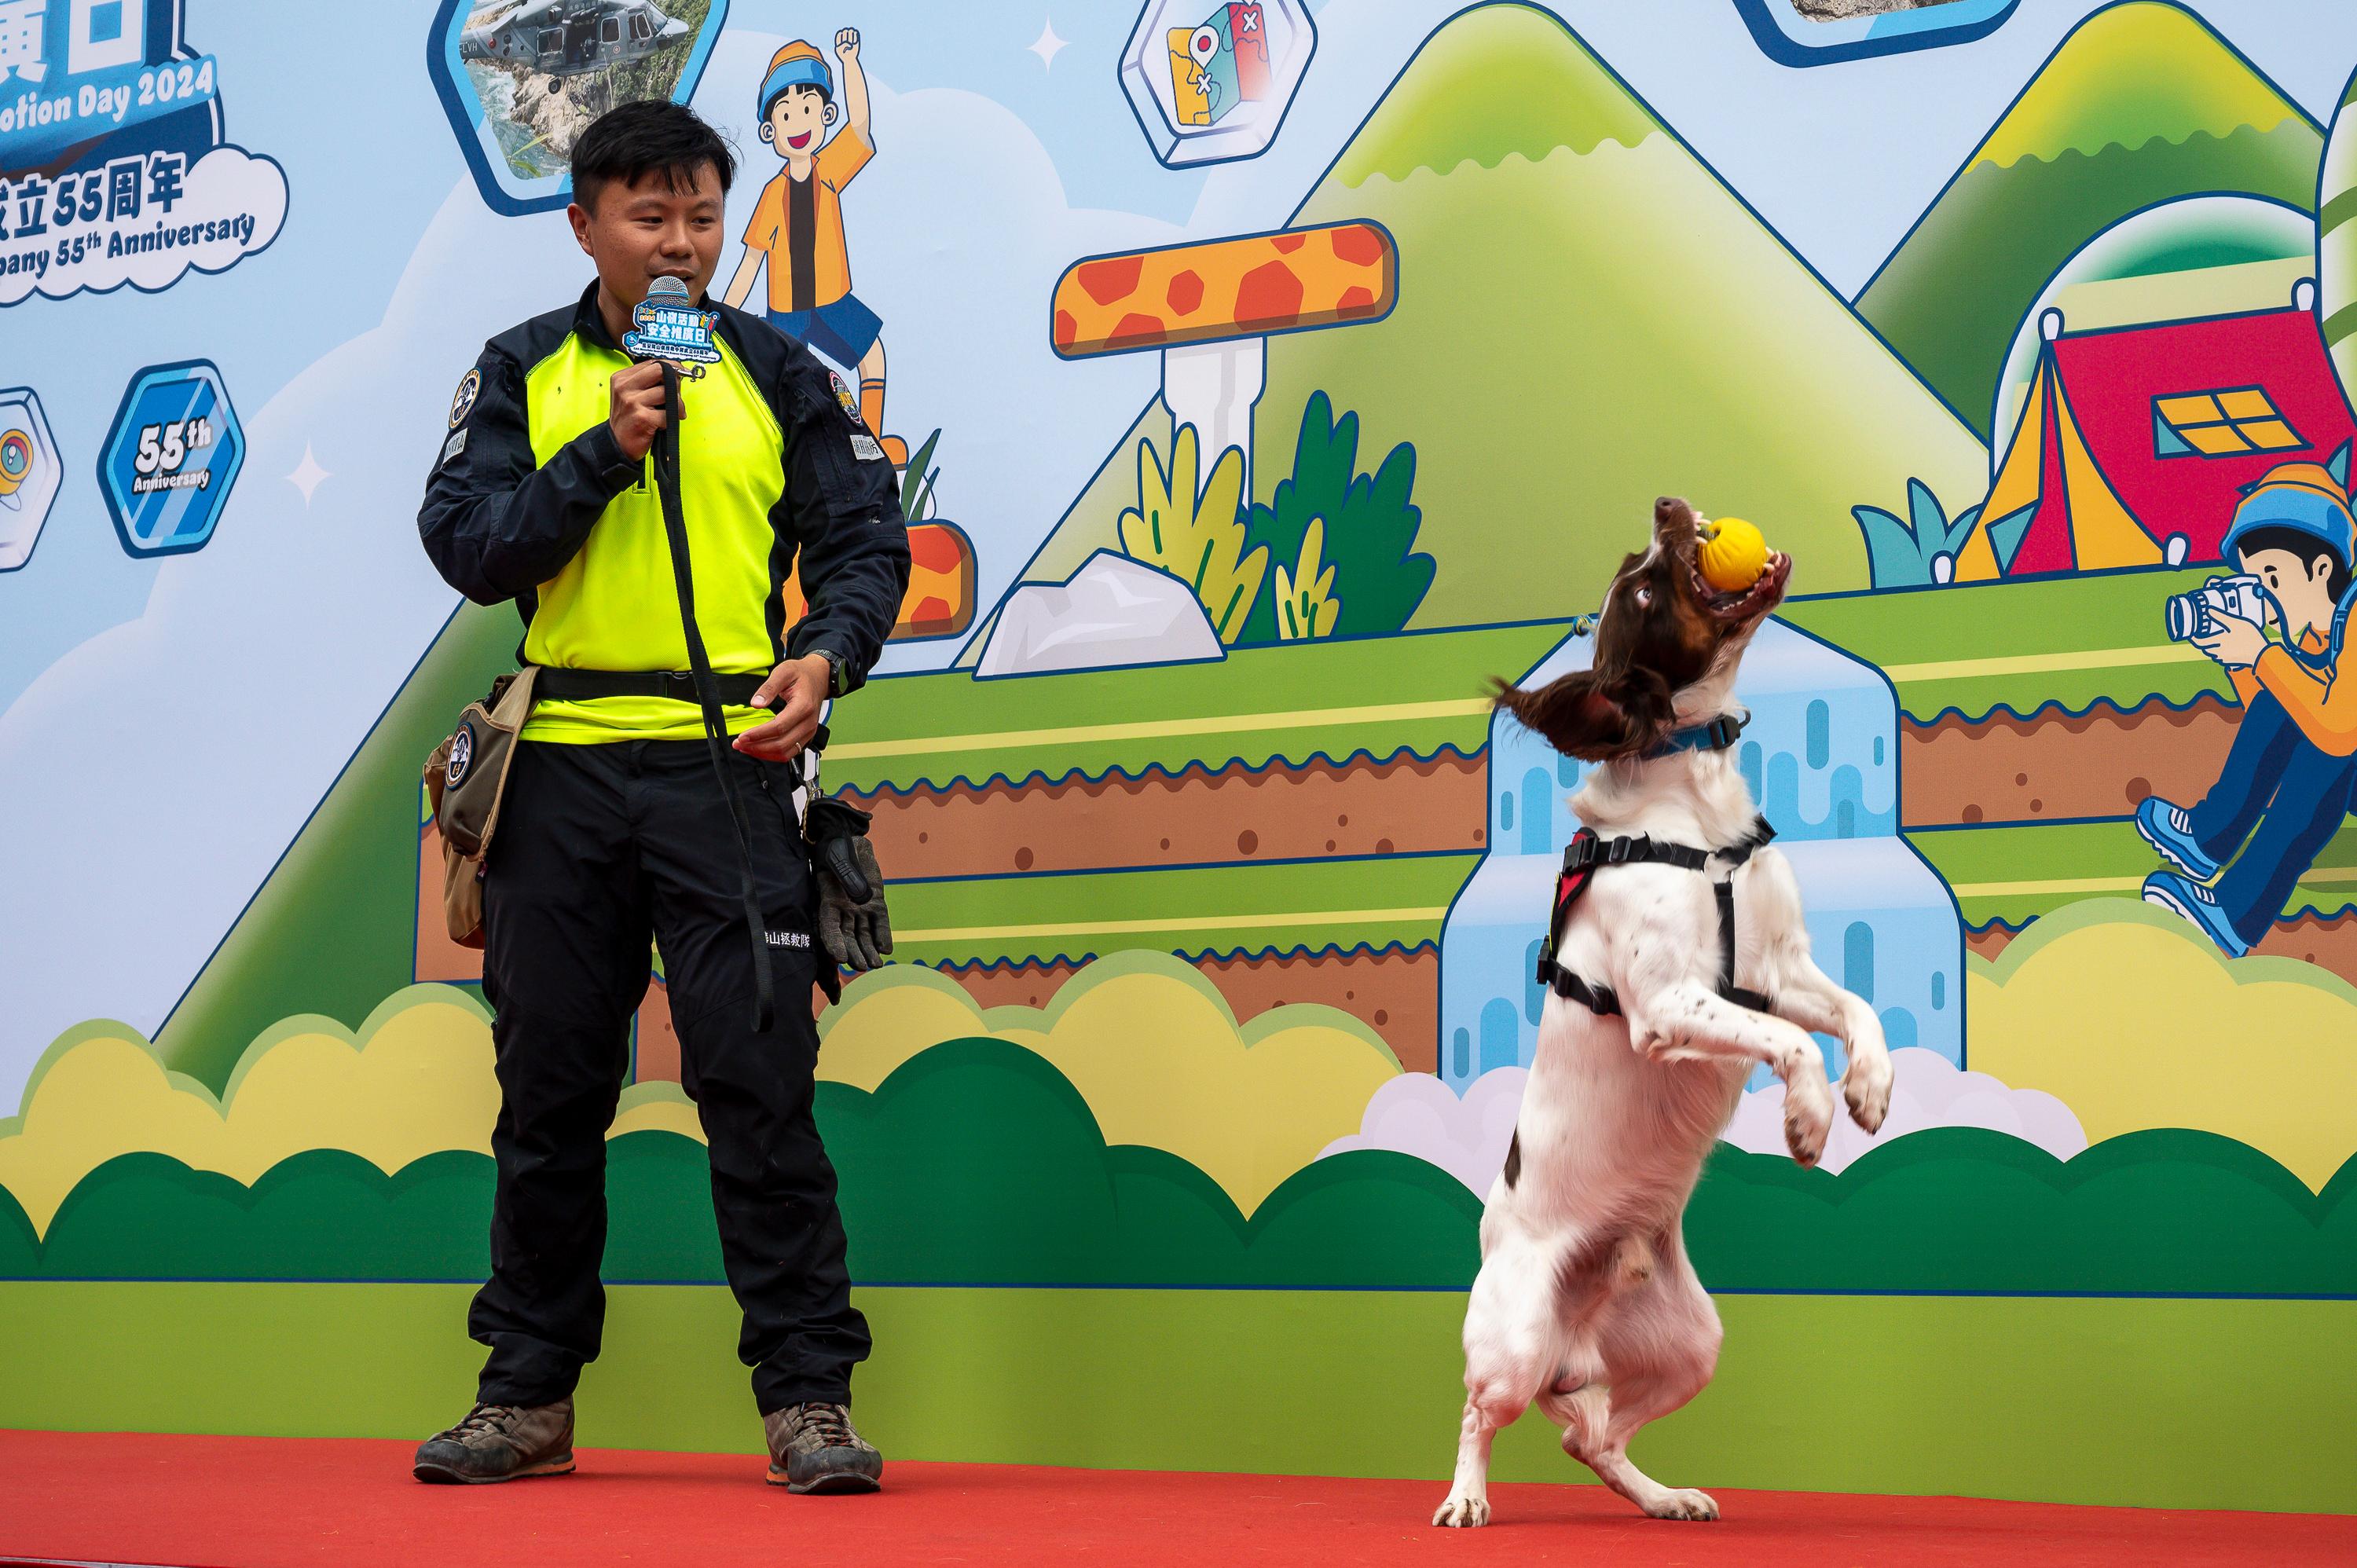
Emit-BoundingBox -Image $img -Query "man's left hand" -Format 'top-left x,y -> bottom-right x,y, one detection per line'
2194,613 -> 2267,671
734,654 -> 830,760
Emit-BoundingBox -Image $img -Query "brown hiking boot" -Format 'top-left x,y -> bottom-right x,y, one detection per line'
764,1401 -> 883,1494
412,1398 -> 575,1483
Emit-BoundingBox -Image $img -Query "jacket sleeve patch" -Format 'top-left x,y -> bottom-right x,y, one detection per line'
449,368 -> 482,429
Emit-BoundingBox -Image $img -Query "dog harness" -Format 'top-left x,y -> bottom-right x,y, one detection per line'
1530,710 -> 1776,1018
1532,815 -> 1778,1018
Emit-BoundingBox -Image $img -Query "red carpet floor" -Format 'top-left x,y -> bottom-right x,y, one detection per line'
0,1431 -> 2350,1567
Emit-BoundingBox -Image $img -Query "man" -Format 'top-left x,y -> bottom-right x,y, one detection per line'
2140,459 -> 2357,957
720,29 -> 900,463
412,100 -> 910,1492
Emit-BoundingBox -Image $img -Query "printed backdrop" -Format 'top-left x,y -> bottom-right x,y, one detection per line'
2,0 -> 2355,1514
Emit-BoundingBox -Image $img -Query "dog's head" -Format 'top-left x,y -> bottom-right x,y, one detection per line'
1493,496 -> 1790,763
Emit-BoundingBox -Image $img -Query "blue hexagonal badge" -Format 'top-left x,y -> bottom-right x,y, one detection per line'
1121,1 -> 1315,168
1732,0 -> 2017,68
426,0 -> 734,218
99,360 -> 244,559
0,387 -> 63,573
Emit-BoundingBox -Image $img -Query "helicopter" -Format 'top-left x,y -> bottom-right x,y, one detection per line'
460,0 -> 691,85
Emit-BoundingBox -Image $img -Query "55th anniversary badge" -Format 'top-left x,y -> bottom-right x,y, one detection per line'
0,0 -> 287,305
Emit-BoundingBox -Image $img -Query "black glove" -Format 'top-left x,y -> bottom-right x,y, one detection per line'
805,794 -> 892,973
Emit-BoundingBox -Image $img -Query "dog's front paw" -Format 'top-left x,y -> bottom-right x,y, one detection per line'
1783,1080 -> 1833,1168
1842,1047 -> 1893,1134
1432,1493 -> 1491,1529
1644,1488 -> 1719,1522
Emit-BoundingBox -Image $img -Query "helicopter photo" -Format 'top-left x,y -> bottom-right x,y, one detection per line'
459,0 -> 692,86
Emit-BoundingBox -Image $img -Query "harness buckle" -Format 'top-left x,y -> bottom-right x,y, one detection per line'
1606,833 -> 1647,865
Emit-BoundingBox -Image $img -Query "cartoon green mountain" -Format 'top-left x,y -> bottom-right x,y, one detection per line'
970,1 -> 1985,650
152,606 -> 519,1089
1857,0 -> 2322,441
1266,1 -> 1987,623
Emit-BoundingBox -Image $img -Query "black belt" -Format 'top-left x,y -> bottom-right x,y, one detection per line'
535,668 -> 775,708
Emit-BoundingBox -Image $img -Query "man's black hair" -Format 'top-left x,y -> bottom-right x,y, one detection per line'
573,99 -> 736,213
2235,525 -> 2354,604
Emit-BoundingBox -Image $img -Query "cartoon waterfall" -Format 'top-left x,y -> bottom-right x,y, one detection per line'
1434,620 -> 1964,1091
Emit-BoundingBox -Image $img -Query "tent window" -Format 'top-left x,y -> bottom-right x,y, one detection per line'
2154,389 -> 2305,460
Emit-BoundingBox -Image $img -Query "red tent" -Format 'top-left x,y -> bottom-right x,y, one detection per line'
1961,306 -> 2357,579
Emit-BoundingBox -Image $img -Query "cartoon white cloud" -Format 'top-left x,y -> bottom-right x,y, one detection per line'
1720,1046 -> 2088,1174
0,145 -> 289,308
1320,1066 -> 1527,1194
1323,1049 -> 2088,1194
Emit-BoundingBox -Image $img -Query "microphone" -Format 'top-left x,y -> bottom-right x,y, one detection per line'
623,276 -> 721,376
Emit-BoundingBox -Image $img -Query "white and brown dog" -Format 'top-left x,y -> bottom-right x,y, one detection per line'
1432,497 -> 1892,1530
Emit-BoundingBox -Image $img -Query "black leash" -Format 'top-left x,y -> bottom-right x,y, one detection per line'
650,360 -> 776,1034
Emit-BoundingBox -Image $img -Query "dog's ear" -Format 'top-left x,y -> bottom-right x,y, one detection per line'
1490,667 -> 1677,762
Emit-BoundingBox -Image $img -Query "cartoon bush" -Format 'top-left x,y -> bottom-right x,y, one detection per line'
1272,518 -> 1341,639
1241,393 -> 1435,642
900,427 -> 943,523
1119,423 -> 1269,643
1852,478 -> 2036,586
9,1041 -> 2355,1298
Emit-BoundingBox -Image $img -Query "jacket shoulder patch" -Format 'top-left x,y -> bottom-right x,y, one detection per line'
449,368 -> 482,429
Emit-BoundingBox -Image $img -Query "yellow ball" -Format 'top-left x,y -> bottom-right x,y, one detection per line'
1699,515 -> 1770,592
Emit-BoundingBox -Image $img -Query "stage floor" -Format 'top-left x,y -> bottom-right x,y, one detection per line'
0,1431 -> 2349,1567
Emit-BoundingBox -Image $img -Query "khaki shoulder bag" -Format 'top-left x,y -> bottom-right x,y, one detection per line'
422,666 -> 541,949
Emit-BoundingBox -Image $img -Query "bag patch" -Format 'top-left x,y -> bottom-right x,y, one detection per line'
447,720 -> 476,786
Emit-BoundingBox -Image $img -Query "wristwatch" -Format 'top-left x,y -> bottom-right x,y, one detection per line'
811,647 -> 848,700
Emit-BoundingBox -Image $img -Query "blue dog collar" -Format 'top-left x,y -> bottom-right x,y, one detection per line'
1643,712 -> 1747,760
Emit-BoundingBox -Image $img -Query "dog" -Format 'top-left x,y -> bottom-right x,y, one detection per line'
1431,496 -> 1893,1530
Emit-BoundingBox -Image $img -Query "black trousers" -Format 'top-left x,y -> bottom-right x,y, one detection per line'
469,737 -> 871,1414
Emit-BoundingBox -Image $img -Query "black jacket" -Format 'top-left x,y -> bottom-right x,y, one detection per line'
417,281 -> 910,694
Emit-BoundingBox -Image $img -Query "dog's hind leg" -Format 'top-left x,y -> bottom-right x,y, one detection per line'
1572,1244 -> 1725,1522
1769,954 -> 1892,1134
1434,1232 -> 1563,1528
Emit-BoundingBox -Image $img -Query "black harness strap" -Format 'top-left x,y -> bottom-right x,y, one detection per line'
649,361 -> 775,1035
1534,816 -> 1778,1018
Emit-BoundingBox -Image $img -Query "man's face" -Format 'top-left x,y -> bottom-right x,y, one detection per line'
2238,545 -> 2341,636
763,87 -> 834,156
568,162 -> 725,307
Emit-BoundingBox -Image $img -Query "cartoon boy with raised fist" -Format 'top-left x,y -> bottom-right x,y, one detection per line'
724,27 -> 898,461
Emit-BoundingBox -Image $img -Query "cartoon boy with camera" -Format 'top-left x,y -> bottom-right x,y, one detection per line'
2139,450 -> 2357,956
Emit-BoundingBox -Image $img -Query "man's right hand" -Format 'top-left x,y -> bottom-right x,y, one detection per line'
608,361 -> 670,462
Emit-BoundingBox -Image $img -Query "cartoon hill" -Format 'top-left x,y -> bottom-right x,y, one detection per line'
152,605 -> 519,1090
972,1 -> 1985,647
1856,0 -> 2322,441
